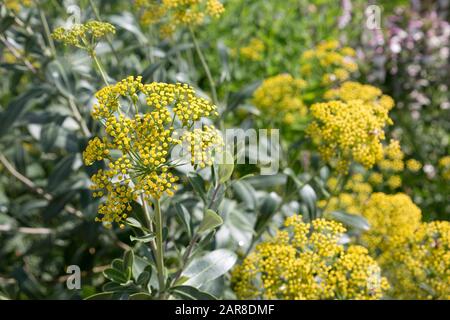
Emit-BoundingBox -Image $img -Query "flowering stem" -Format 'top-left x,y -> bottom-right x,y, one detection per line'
89,50 -> 110,86
153,198 -> 166,298
38,7 -> 56,57
68,97 -> 91,137
171,233 -> 200,287
88,0 -> 120,65
189,28 -> 218,106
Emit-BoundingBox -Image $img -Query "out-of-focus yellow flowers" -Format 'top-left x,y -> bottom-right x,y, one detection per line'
232,215 -> 389,300
300,40 -> 358,86
52,21 -> 115,49
238,38 -> 265,61
384,221 -> 450,299
253,74 -> 307,125
135,0 -> 225,37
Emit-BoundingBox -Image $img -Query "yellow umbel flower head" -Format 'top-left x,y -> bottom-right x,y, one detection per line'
3,0 -> 32,12
84,76 -> 221,229
307,98 -> 393,172
385,221 -> 450,299
239,38 -> 265,61
378,139 -> 404,172
252,74 -> 307,124
135,0 -> 224,36
52,21 -> 115,49
438,156 -> 450,180
361,193 -> 422,256
406,159 -> 422,172
232,215 -> 389,300
324,81 -> 395,111
300,41 -> 358,86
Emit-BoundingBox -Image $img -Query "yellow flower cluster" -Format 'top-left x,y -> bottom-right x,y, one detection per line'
438,156 -> 450,180
378,139 -> 404,172
135,0 -> 168,26
360,193 -> 422,257
300,40 -> 358,86
84,76 -> 221,228
232,215 -> 389,300
52,21 -> 115,49
319,173 -> 372,215
406,159 -> 422,172
324,81 -> 395,111
83,137 -> 110,166
181,125 -> 223,168
135,0 -> 224,35
3,0 -> 32,12
384,221 -> 450,299
307,99 -> 392,172
239,38 -> 265,61
252,74 -> 307,124
369,139 -> 404,189
307,82 -> 395,172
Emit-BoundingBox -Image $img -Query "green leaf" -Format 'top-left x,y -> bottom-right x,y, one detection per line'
130,233 -> 155,243
182,249 -> 237,288
0,86 -> 48,137
329,211 -> 370,231
84,292 -> 114,300
123,250 -> 134,272
218,150 -> 234,183
255,193 -> 280,234
129,292 -> 153,300
103,268 -> 128,284
102,282 -> 127,292
136,270 -> 151,287
244,174 -> 286,189
232,181 -> 257,211
126,217 -> 143,229
43,190 -> 76,221
0,16 -> 15,33
141,61 -> 163,82
47,155 -> 75,191
187,172 -> 207,202
226,80 -> 262,113
132,256 -> 152,281
40,122 -> 60,153
299,184 -> 317,220
283,168 -> 305,194
175,203 -> 192,238
111,259 -> 124,272
171,285 -> 217,300
197,209 -> 223,234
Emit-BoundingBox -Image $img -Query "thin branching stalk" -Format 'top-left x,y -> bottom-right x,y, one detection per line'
38,7 -> 56,57
153,198 -> 166,298
0,35 -> 39,75
0,154 -> 82,217
89,50 -> 110,86
88,0 -> 121,65
189,27 -> 218,106
68,97 -> 91,137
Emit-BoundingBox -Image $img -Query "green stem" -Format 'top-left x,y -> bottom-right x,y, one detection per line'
89,50 -> 110,86
38,8 -> 56,57
88,0 -> 121,65
153,198 -> 166,297
189,27 -> 218,106
68,97 -> 91,137
171,233 -> 200,287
